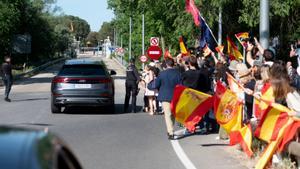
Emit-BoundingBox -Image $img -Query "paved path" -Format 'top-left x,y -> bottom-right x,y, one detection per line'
0,54 -> 250,169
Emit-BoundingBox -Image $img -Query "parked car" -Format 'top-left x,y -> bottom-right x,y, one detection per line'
0,126 -> 82,169
51,59 -> 116,113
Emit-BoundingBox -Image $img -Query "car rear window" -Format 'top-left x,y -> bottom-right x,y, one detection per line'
59,64 -> 107,76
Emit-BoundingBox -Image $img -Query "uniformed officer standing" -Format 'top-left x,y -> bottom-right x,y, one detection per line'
124,58 -> 141,113
1,56 -> 13,102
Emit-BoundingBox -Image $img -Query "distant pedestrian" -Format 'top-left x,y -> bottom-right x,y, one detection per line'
148,58 -> 181,140
1,56 -> 13,102
124,58 -> 141,113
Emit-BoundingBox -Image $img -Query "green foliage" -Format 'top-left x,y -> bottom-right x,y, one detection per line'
98,22 -> 114,42
107,0 -> 300,60
0,0 -> 90,66
86,32 -> 100,47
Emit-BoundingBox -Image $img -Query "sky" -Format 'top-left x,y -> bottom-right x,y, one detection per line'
56,0 -> 115,31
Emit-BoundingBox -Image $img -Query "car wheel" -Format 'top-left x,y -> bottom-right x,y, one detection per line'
51,99 -> 61,114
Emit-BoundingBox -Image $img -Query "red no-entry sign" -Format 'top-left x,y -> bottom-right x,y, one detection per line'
140,55 -> 148,63
147,46 -> 162,60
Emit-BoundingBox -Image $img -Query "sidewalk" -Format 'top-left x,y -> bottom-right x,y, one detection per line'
101,57 -> 126,77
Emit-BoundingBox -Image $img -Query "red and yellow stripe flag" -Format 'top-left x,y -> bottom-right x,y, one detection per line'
278,119 -> 300,152
254,83 -> 274,119
255,117 -> 294,169
255,103 -> 291,143
227,36 -> 243,61
179,36 -> 189,56
230,124 -> 253,157
235,32 -> 249,48
214,81 -> 242,133
214,82 -> 253,157
171,85 -> 213,132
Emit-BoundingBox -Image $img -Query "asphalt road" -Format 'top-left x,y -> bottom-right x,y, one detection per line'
0,55 -> 248,169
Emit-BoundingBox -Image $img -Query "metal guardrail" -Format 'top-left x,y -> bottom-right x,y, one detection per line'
0,57 -> 68,87
14,57 -> 67,79
114,55 -> 128,68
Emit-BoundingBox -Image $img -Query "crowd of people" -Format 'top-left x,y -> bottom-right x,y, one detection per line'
124,37 -> 300,163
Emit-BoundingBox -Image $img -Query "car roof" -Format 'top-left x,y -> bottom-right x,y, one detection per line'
64,59 -> 104,66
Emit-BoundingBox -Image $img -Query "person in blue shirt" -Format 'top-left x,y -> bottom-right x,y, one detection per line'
148,58 -> 181,140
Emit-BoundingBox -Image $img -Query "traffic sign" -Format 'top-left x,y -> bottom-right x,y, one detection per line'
150,37 -> 159,46
147,46 -> 162,60
140,55 -> 148,63
116,47 -> 125,56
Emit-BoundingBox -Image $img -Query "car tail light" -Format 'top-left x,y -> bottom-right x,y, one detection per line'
98,78 -> 112,83
52,77 -> 68,83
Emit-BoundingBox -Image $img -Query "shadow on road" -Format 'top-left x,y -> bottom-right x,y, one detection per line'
61,104 -> 144,115
19,123 -> 53,127
13,97 -> 49,102
200,143 -> 228,147
16,77 -> 54,85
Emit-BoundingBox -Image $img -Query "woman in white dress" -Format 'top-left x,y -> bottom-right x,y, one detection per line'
144,65 -> 157,115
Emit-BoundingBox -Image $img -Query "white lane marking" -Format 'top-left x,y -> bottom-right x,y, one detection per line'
170,140 -> 197,169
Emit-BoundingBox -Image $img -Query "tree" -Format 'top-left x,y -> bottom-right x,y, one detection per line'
98,22 -> 115,43
86,32 -> 100,47
107,0 -> 300,60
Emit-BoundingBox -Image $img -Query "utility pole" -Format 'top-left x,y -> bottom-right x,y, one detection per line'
142,14 -> 145,69
218,7 -> 222,59
260,0 -> 270,52
129,17 -> 132,60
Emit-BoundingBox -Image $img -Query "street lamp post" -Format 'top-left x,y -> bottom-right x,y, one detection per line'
260,0 -> 270,51
142,13 -> 145,70
129,17 -> 132,60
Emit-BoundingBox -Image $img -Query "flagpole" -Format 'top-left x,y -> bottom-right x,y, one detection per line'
200,15 -> 219,46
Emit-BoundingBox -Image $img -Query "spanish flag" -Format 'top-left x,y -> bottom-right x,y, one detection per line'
235,32 -> 249,48
214,82 -> 253,156
255,117 -> 294,169
255,103 -> 291,143
214,81 -> 242,133
227,36 -> 243,61
164,49 -> 173,59
171,85 -> 213,132
230,124 -> 253,157
254,83 -> 274,119
179,36 -> 188,56
203,44 -> 212,57
278,118 -> 300,152
215,45 -> 225,56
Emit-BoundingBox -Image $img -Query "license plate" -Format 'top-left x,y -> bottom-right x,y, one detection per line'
74,84 -> 92,89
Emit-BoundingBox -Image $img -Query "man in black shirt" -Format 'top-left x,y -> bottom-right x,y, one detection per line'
181,56 -> 211,92
1,56 -> 13,102
124,58 -> 141,113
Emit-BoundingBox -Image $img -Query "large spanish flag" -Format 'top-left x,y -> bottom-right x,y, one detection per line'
230,124 -> 253,157
214,81 -> 242,133
254,83 -> 274,119
235,32 -> 249,48
255,103 -> 291,143
171,85 -> 213,132
227,36 -> 243,61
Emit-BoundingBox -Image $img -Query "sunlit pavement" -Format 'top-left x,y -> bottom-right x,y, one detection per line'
0,54 -> 249,169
